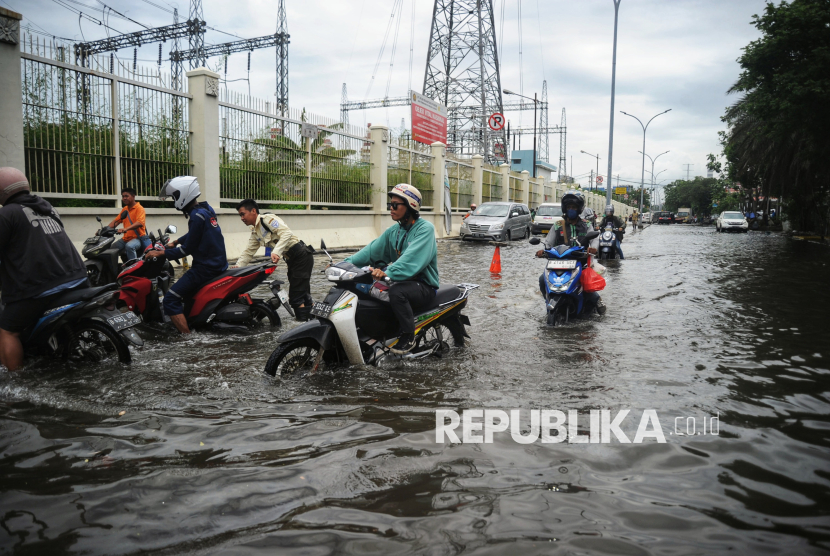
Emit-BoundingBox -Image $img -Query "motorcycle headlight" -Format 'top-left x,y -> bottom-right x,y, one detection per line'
325,267 -> 345,281
491,223 -> 504,231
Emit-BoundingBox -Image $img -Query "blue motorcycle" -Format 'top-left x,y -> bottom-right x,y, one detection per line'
0,284 -> 143,365
530,232 -> 601,326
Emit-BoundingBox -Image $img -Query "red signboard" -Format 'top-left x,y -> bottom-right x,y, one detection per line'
411,92 -> 448,146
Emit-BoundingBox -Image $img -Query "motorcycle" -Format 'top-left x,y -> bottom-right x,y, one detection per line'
597,224 -> 622,261
263,240 -> 478,376
0,284 -> 143,364
530,232 -> 602,326
118,237 -> 283,330
82,217 -> 121,286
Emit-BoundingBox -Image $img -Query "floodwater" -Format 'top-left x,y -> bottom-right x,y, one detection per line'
1,225 -> 829,555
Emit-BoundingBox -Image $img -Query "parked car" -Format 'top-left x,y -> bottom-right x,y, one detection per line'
460,202 -> 532,242
657,211 -> 674,224
531,203 -> 564,235
716,211 -> 749,233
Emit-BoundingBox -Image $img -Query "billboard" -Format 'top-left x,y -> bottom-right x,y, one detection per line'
411,92 -> 448,146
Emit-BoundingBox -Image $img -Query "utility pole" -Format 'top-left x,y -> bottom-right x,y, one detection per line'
605,0 -> 622,207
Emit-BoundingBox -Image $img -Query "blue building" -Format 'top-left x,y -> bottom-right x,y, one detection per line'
509,150 -> 557,181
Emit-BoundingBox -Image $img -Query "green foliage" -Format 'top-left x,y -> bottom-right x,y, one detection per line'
664,177 -> 722,215
720,0 -> 830,232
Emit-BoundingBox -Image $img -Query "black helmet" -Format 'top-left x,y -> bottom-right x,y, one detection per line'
560,190 -> 585,214
605,204 -> 615,216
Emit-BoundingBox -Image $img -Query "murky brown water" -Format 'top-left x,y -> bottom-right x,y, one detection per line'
2,225 -> 829,554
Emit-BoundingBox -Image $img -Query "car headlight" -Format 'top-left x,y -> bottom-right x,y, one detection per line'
491,223 -> 504,231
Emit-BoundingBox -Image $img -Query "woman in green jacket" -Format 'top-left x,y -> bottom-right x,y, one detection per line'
345,184 -> 438,354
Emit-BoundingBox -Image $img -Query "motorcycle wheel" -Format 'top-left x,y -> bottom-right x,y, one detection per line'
86,265 -> 103,287
64,320 -> 131,364
419,321 -> 464,352
249,301 -> 281,328
264,339 -> 320,376
546,311 -> 556,326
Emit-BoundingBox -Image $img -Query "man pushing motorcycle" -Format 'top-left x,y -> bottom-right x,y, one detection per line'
343,184 -> 438,355
148,176 -> 228,334
537,190 -> 606,315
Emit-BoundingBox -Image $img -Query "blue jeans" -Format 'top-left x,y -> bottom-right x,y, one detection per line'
163,264 -> 225,316
113,237 -> 150,261
615,240 -> 624,259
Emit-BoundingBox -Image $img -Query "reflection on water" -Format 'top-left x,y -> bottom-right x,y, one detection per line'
1,226 -> 829,554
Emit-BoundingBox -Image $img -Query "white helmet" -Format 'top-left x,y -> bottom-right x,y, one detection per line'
389,183 -> 422,212
159,176 -> 200,211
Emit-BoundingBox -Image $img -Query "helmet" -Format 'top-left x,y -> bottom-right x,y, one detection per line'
470,203 -> 477,210
159,176 -> 200,211
605,204 -> 615,216
0,167 -> 30,205
582,207 -> 595,219
560,190 -> 585,214
389,183 -> 422,212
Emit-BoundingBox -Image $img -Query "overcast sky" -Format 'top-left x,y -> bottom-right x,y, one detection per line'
11,0 -> 767,191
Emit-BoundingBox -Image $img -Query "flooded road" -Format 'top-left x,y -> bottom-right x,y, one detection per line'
2,225 -> 829,555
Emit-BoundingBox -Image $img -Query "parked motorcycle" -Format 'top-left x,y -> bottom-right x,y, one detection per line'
0,284 -> 143,364
530,232 -> 602,326
597,224 -> 621,261
264,240 -> 478,376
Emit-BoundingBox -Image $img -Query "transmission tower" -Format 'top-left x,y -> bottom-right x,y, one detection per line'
172,8 -> 182,90
559,108 -> 566,182
188,0 -> 205,69
340,83 -> 349,129
540,80 -> 548,162
276,0 -> 289,116
423,0 -> 504,162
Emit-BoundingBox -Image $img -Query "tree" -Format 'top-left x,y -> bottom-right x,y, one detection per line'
720,0 -> 830,233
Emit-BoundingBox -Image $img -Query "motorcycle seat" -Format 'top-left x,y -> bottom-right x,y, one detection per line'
427,285 -> 463,309
46,284 -> 116,308
213,265 -> 264,280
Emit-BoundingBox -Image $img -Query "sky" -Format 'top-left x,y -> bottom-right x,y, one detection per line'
11,0 -> 768,193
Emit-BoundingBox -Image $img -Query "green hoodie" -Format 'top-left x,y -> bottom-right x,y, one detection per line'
345,218 -> 439,288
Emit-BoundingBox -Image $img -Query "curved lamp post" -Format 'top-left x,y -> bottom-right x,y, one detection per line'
621,109 -> 671,212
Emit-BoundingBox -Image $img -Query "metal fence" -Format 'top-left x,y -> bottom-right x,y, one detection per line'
482,165 -> 502,203
446,157 -> 473,211
21,34 -> 190,200
218,91 -> 372,208
387,135 -> 434,210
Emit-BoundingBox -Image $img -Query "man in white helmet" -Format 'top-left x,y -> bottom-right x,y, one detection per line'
344,184 -> 439,354
149,176 -> 227,333
0,167 -> 89,371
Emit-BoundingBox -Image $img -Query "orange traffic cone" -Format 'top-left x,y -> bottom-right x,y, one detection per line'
489,246 -> 502,273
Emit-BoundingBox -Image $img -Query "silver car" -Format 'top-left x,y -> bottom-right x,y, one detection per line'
460,202 -> 532,241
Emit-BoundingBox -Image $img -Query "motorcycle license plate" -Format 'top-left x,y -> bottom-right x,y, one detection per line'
107,311 -> 141,331
310,302 -> 332,318
546,260 -> 576,270
600,241 -> 613,247
277,290 -> 289,304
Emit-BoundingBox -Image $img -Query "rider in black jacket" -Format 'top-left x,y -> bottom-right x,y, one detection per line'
0,167 -> 88,371
598,204 -> 625,259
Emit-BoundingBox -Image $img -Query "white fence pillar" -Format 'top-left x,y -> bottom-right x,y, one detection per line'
187,68 -> 221,208
500,163 -> 510,202
521,171 -> 530,206
430,142 -> 446,237
369,125 -> 388,212
0,8 -> 24,171
471,154 -> 483,207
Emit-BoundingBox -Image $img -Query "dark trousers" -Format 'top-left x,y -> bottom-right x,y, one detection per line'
163,264 -> 225,316
388,281 -> 436,337
284,243 -> 314,309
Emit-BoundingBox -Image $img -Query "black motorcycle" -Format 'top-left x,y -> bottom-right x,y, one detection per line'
0,285 -> 143,364
83,217 -> 173,287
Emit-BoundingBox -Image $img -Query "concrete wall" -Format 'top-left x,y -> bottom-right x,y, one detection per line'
59,207 -> 464,261
0,8 -> 24,171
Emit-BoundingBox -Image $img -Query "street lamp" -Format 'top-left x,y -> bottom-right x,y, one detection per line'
621,109 -> 671,213
504,89 -> 538,178
580,150 -> 601,192
605,0 -> 622,207
639,150 -> 669,191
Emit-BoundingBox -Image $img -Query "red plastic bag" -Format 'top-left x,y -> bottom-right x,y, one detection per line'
581,265 -> 606,292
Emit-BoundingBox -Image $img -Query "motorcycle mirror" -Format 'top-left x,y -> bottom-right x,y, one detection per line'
528,237 -> 541,245
120,210 -> 128,220
320,239 -> 333,265
166,225 -> 177,234
96,216 -> 102,222
584,231 -> 600,241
